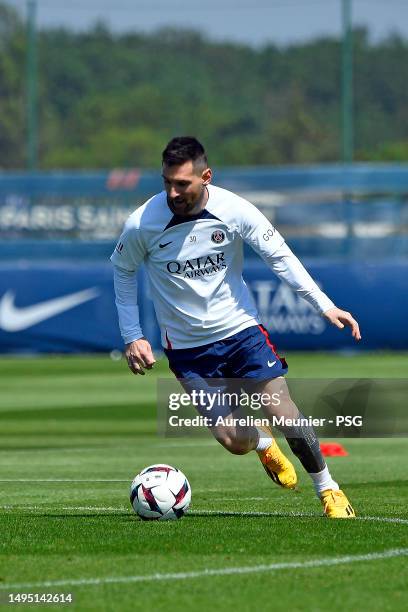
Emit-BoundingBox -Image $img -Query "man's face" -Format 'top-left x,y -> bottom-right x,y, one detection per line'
162,160 -> 211,216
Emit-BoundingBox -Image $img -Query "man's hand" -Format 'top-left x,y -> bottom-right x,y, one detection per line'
125,338 -> 156,375
323,307 -> 361,341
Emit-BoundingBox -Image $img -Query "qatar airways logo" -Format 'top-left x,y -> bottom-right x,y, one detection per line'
166,252 -> 227,279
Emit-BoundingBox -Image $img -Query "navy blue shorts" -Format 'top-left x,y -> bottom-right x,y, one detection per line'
164,324 -> 288,381
164,325 -> 288,419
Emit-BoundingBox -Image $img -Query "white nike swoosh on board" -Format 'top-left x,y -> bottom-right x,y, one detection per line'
267,360 -> 277,367
0,287 -> 101,332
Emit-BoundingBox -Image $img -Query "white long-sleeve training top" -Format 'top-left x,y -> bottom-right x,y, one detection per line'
111,184 -> 334,349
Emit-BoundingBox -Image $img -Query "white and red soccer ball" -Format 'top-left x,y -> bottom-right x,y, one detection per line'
130,464 -> 191,521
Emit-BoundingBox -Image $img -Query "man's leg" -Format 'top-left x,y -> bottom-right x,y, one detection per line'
180,378 -> 295,490
195,379 -> 297,488
180,378 -> 258,455
245,376 -> 355,518
165,329 -> 296,485
209,405 -> 258,455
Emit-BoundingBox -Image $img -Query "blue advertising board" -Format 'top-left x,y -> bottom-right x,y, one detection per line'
0,260 -> 407,353
244,260 -> 408,351
0,264 -> 159,354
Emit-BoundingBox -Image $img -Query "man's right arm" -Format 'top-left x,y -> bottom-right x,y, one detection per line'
113,264 -> 145,344
113,266 -> 156,375
111,219 -> 156,375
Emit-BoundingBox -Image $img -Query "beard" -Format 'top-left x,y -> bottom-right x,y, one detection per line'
167,187 -> 206,216
167,197 -> 194,216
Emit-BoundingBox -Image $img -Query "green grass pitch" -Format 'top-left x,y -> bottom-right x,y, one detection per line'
0,353 -> 407,611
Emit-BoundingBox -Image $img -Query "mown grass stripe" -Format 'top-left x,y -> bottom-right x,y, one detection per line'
0,549 -> 407,590
1,505 -> 407,524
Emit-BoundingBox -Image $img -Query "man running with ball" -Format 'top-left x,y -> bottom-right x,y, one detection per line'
111,136 -> 361,518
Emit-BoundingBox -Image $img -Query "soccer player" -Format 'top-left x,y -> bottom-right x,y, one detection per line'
111,137 -> 361,518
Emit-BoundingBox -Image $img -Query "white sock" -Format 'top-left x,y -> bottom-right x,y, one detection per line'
255,427 -> 273,452
309,466 -> 339,496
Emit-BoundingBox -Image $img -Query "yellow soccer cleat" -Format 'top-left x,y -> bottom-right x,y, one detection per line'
320,489 -> 356,518
258,429 -> 297,489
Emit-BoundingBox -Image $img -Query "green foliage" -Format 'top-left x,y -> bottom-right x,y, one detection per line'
0,2 -> 25,167
360,140 -> 408,162
1,3 -> 408,169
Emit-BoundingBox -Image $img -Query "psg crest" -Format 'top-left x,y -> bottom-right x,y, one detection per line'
211,230 -> 225,244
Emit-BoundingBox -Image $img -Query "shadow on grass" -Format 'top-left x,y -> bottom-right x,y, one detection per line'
187,510 -> 320,519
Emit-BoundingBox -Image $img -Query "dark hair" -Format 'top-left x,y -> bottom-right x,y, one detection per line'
162,136 -> 208,171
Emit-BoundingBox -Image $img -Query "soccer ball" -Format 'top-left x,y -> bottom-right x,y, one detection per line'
130,464 -> 191,521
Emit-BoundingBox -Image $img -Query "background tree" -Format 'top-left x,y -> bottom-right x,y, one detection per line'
1,3 -> 407,169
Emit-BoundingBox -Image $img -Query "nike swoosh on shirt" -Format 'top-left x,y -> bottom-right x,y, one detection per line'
0,287 -> 101,332
159,241 -> 172,248
267,360 -> 277,367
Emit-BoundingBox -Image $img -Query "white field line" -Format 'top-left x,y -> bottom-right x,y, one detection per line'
0,479 -> 129,482
0,548 -> 407,591
358,515 -> 408,525
0,505 -> 407,524
189,509 -> 408,525
193,510 -> 408,524
0,481 -> 222,493
0,506 -> 129,512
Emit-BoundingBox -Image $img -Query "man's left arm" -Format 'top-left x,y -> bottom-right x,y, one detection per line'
265,242 -> 361,341
236,200 -> 361,341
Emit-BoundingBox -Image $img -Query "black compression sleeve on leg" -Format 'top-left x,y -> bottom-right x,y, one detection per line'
276,412 -> 326,473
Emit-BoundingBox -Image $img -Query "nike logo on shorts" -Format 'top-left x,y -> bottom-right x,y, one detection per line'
267,360 -> 277,367
159,241 -> 172,248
